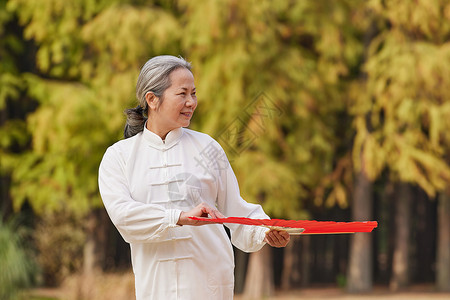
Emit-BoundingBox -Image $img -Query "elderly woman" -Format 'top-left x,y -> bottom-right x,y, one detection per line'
98,55 -> 289,300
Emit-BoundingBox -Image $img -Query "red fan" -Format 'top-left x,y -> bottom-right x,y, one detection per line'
189,217 -> 378,235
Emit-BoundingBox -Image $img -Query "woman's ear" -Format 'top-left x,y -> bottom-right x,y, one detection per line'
145,92 -> 159,111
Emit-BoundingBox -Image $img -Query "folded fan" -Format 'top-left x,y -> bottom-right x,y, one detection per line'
188,217 -> 378,234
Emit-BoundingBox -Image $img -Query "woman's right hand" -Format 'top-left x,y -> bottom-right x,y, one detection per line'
177,202 -> 225,226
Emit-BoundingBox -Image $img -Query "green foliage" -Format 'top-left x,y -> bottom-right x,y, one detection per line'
2,0 -> 450,219
350,0 -> 450,196
0,73 -> 23,109
0,0 -> 24,109
182,0 -> 369,213
10,75 -> 107,214
6,0 -> 184,216
0,217 -> 39,300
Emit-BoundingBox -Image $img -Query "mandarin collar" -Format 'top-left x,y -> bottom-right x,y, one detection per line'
143,125 -> 183,150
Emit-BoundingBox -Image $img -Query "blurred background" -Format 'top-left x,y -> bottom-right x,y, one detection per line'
1,0 -> 450,299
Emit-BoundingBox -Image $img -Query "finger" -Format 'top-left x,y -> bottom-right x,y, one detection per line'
276,229 -> 290,238
264,234 -> 274,246
265,231 -> 278,246
202,207 -> 216,218
204,206 -> 224,219
215,210 -> 226,219
278,230 -> 290,241
198,205 -> 211,218
277,231 -> 290,246
208,209 -> 219,219
280,233 -> 290,246
268,236 -> 282,247
268,230 -> 284,244
267,230 -> 289,247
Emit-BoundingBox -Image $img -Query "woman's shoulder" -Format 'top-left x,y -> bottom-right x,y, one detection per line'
182,128 -> 226,149
182,128 -> 216,142
112,133 -> 140,148
103,133 -> 141,159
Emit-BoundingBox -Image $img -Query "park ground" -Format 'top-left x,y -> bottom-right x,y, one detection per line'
30,287 -> 450,300
236,286 -> 450,300
29,272 -> 450,300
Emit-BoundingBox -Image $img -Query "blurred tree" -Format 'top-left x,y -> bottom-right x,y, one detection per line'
6,0 -> 184,215
3,0 -> 374,294
346,13 -> 378,294
390,183 -> 412,290
6,0 -> 183,286
349,0 -> 450,292
34,210 -> 85,286
180,0 -> 369,296
0,0 -> 36,221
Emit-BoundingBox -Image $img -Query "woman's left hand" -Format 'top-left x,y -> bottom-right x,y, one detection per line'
265,230 -> 290,248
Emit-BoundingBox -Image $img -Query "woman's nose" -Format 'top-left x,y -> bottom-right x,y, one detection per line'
186,95 -> 197,107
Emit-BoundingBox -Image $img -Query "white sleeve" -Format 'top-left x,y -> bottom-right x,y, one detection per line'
98,147 -> 182,244
214,144 -> 269,252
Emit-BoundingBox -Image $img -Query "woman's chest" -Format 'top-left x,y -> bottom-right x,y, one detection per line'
126,143 -> 220,209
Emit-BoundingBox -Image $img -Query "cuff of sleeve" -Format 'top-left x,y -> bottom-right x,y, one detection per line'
167,209 -> 183,227
255,226 -> 269,245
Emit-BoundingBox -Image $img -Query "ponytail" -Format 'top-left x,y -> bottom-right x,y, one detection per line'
124,105 -> 147,138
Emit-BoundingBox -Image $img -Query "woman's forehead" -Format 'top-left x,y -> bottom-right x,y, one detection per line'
169,68 -> 195,88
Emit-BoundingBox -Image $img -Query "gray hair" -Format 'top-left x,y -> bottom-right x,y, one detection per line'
124,55 -> 192,138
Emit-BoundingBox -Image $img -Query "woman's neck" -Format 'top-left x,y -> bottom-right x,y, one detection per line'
146,121 -> 170,141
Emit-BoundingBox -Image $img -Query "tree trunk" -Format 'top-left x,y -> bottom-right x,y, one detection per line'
0,175 -> 12,220
390,183 -> 412,291
243,246 -> 273,299
80,209 -> 110,298
414,188 -> 435,283
281,239 -> 294,290
83,209 -> 110,273
436,192 -> 450,292
80,212 -> 99,299
347,19 -> 377,292
281,237 -> 302,290
300,235 -> 311,287
347,170 -> 373,293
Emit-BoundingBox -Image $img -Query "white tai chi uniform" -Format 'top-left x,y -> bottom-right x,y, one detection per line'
98,126 -> 268,300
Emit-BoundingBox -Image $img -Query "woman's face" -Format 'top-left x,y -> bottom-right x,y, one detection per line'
147,68 -> 197,138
